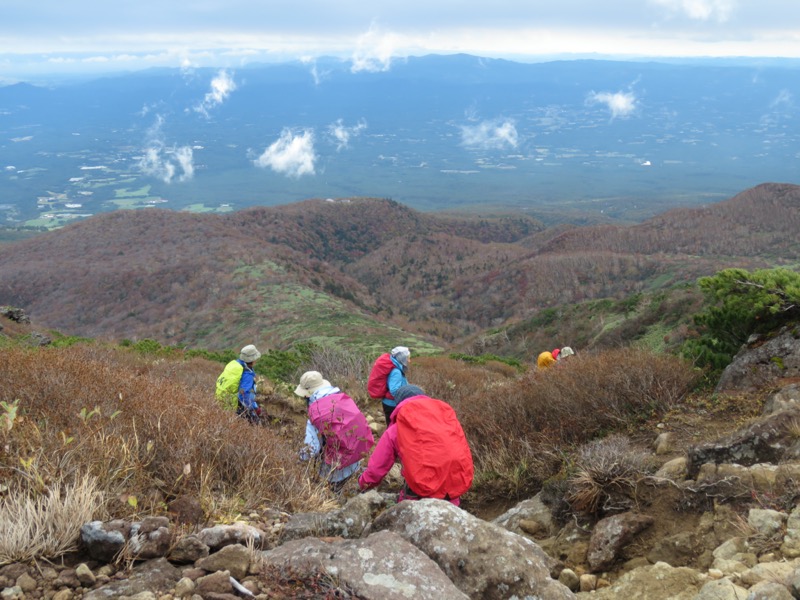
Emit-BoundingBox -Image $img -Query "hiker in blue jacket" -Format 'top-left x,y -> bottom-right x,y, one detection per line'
382,346 -> 410,425
215,344 -> 262,423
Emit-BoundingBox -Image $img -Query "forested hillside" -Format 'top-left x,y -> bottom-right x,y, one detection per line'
0,183 -> 797,354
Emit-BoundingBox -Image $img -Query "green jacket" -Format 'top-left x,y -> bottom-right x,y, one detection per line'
215,360 -> 245,410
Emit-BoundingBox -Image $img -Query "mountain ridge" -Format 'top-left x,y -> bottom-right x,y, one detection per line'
0,183 -> 796,353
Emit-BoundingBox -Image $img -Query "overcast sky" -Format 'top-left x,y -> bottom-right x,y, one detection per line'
2,0 -> 799,79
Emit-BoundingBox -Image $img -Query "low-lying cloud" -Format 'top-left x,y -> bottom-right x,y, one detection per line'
138,115 -> 195,183
460,119 -> 519,150
195,69 -> 236,117
254,128 -> 316,177
587,91 -> 638,119
328,119 -> 367,150
650,0 -> 734,22
351,24 -> 396,73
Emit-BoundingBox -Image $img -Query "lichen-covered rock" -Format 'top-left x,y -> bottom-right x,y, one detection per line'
260,529 -> 468,600
371,498 -> 575,600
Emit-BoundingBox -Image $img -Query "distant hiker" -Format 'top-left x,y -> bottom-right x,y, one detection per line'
295,370 -> 375,492
215,344 -> 262,423
557,346 -> 576,361
358,384 -> 474,506
551,348 -> 561,361
537,350 -> 556,369
367,346 -> 411,425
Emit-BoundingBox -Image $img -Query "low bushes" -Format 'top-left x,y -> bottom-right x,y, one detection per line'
0,346 -> 326,531
413,348 -> 699,502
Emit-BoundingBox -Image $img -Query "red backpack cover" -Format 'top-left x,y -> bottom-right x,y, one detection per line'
308,393 -> 375,468
367,353 -> 395,400
394,396 -> 474,499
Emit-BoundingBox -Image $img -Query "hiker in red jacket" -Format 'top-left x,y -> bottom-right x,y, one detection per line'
358,384 -> 473,506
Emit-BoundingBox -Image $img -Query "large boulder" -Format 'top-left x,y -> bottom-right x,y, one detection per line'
716,326 -> 800,393
371,498 -> 575,600
686,405 -> 800,478
259,529 -> 468,600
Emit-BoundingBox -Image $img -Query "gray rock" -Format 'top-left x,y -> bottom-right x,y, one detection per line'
195,571 -> 233,596
196,524 -> 264,551
15,572 -> 37,593
587,512 -> 654,572
763,384 -> 800,415
492,492 -> 556,537
1,586 -> 24,600
654,457 -> 687,480
168,535 -> 210,564
279,489 -> 389,542
261,530 -> 468,600
173,577 -> 196,598
0,307 -> 30,323
687,406 -> 800,479
748,507 -> 787,537
371,498 -> 574,600
129,518 -> 172,559
80,520 -> 130,562
83,558 -> 182,600
195,544 -> 250,581
74,564 -> 96,587
575,561 -> 703,599
716,325 -> 800,393
693,578 -> 749,599
747,580 -> 793,600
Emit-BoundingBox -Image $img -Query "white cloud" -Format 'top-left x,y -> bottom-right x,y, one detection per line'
760,89 -> 794,127
587,91 -> 638,119
460,119 -> 519,150
351,24 -> 398,73
328,118 -> 367,151
195,69 -> 236,116
138,115 -> 195,183
650,0 -> 735,22
770,89 -> 793,109
254,128 -> 316,177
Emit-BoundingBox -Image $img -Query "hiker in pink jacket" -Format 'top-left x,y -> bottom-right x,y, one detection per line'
358,384 -> 467,506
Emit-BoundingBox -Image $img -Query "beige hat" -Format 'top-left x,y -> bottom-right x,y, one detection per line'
294,371 -> 331,397
391,346 -> 410,367
239,344 -> 261,363
559,346 -> 575,359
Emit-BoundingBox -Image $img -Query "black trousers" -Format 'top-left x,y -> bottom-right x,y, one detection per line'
382,402 -> 396,426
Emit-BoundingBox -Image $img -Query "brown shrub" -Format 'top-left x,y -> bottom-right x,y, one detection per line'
405,349 -> 698,503
0,345 -> 326,520
565,434 -> 655,518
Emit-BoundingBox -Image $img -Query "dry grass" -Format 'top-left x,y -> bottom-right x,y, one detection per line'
0,342 -> 700,545
0,473 -> 104,564
565,435 -> 654,518
409,349 -> 699,503
0,345 -> 334,526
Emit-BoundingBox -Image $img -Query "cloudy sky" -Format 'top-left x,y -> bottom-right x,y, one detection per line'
2,0 -> 798,79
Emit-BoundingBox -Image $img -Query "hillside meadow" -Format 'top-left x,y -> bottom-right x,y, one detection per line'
1,183 -> 798,358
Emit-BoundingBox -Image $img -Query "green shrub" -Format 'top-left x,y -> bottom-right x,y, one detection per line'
449,352 -> 523,369
682,267 -> 800,377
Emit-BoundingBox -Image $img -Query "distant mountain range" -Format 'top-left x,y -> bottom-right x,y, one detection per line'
0,182 -> 796,355
1,54 -> 798,230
